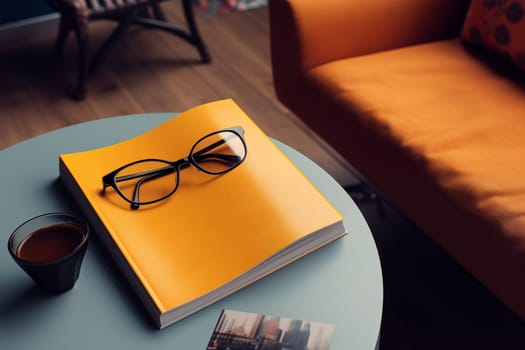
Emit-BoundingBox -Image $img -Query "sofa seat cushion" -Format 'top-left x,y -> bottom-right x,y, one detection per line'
295,38 -> 525,317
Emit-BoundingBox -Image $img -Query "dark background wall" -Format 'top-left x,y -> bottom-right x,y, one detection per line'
0,1 -> 54,26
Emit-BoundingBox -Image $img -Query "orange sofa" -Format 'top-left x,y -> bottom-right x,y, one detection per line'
269,0 -> 525,321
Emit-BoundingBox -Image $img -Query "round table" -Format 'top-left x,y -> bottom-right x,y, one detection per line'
0,114 -> 383,349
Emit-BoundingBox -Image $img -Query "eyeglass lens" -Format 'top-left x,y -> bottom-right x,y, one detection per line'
192,130 -> 246,174
114,161 -> 177,204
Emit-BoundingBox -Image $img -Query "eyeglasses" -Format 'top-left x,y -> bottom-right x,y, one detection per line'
102,126 -> 247,209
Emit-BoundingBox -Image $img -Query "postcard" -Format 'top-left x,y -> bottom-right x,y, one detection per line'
206,309 -> 335,350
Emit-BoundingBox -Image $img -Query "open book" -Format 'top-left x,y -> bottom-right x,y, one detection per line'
59,99 -> 346,329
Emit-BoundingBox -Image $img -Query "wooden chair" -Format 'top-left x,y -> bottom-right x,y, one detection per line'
46,0 -> 211,100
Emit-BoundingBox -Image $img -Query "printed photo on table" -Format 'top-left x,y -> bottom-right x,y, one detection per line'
206,309 -> 335,350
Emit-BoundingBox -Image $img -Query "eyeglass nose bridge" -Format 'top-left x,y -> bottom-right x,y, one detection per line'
175,157 -> 193,171
178,157 -> 210,175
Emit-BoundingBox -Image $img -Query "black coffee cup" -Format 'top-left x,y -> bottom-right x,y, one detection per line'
8,212 -> 89,293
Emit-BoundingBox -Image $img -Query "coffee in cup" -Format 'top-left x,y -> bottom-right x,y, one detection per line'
8,213 -> 89,293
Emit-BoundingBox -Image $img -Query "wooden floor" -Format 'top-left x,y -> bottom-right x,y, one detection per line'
0,3 -> 356,187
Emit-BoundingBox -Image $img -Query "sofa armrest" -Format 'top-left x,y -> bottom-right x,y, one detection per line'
270,0 -> 470,107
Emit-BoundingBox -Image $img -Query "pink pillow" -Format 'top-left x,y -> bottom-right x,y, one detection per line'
461,0 -> 525,70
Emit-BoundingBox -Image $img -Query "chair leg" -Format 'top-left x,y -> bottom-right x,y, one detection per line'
89,7 -> 140,75
55,17 -> 70,57
181,0 -> 211,63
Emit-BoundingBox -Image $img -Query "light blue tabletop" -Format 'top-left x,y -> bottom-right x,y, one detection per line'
0,114 -> 383,349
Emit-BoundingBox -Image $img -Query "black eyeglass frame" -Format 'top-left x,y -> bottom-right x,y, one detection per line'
102,126 -> 247,209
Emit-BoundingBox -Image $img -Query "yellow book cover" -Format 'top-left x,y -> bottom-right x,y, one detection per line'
59,99 -> 346,329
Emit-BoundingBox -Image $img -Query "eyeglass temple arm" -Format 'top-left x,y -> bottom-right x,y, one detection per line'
111,153 -> 239,189
194,153 -> 242,164
109,130 -> 242,187
112,166 -> 175,185
112,152 -> 238,187
130,169 -> 176,209
129,154 -> 241,209
128,153 -> 240,209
